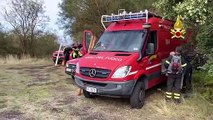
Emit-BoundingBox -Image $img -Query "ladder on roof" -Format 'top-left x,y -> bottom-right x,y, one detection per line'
101,9 -> 149,30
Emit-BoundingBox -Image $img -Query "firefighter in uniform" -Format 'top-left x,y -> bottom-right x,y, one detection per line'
71,44 -> 83,59
63,46 -> 72,65
70,43 -> 83,96
164,48 -> 187,103
182,52 -> 193,94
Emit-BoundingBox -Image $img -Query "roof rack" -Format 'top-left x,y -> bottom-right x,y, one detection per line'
101,9 -> 150,29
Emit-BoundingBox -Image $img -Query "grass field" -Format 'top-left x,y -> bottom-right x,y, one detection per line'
0,58 -> 212,120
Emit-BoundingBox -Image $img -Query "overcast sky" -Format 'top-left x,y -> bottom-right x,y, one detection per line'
0,0 -> 71,45
43,0 -> 63,36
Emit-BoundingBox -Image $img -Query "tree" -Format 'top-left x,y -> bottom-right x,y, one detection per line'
153,0 -> 209,41
58,0 -> 155,40
34,32 -> 58,58
3,0 -> 48,56
0,24 -> 21,57
0,24 -> 8,56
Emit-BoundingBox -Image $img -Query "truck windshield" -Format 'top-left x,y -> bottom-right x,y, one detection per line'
94,30 -> 146,52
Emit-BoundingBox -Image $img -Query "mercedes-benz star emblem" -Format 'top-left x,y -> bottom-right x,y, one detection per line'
89,69 -> 96,77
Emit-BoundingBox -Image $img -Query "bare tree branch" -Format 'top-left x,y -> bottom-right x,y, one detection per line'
3,0 -> 48,56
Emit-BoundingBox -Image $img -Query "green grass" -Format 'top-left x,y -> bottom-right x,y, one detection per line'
193,70 -> 213,103
0,61 -> 212,120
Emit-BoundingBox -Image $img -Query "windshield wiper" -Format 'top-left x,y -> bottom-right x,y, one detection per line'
107,50 -> 130,52
93,50 -> 101,52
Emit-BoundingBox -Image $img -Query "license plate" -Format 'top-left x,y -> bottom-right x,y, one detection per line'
86,87 -> 97,93
66,68 -> 71,72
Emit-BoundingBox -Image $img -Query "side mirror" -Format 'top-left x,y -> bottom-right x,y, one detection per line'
146,43 -> 155,55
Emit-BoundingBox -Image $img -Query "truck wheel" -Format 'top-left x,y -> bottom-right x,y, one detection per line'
130,81 -> 145,109
83,90 -> 96,98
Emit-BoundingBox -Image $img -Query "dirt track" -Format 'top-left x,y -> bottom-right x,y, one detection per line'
0,63 -> 212,120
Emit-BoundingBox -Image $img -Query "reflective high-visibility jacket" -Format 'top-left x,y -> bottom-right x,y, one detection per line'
71,50 -> 82,59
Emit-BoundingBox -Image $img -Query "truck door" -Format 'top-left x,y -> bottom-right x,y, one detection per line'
143,31 -> 163,88
82,30 -> 96,54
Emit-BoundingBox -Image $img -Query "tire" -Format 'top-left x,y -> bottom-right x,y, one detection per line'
83,90 -> 96,98
130,81 -> 145,109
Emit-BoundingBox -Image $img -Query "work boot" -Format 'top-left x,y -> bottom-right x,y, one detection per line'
165,92 -> 172,102
173,93 -> 181,103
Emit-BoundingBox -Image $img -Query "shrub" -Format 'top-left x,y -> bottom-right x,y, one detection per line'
193,70 -> 213,103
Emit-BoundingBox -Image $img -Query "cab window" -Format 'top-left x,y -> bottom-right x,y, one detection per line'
145,31 -> 157,55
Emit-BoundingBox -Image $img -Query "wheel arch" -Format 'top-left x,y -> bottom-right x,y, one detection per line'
133,74 -> 148,92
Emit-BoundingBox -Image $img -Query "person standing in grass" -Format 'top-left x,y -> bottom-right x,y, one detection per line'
63,46 -> 72,65
70,43 -> 83,96
164,47 -> 187,103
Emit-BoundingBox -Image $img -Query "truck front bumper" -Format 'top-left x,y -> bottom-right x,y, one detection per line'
75,76 -> 137,97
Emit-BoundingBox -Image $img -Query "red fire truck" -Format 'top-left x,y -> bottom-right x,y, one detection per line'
74,10 -> 190,108
52,50 -> 65,64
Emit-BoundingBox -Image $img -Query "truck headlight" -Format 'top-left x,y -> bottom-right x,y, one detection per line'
76,62 -> 80,74
112,66 -> 132,78
66,63 -> 69,67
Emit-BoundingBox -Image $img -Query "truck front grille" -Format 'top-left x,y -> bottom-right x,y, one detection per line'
80,67 -> 111,78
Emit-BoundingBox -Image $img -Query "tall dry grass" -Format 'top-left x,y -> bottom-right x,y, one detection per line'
0,55 -> 51,65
